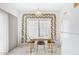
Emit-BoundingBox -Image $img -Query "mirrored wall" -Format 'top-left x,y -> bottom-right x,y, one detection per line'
26,18 -> 51,41
21,14 -> 56,43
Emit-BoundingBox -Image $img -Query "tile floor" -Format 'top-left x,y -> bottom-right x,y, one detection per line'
8,44 -> 61,55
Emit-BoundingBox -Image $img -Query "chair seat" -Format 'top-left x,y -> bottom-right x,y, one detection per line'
37,41 -> 45,45
48,40 -> 55,43
28,40 -> 35,43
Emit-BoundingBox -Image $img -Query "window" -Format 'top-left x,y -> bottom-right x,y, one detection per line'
27,18 -> 51,39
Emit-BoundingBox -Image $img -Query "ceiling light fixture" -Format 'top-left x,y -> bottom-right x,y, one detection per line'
64,10 -> 70,15
35,0 -> 42,16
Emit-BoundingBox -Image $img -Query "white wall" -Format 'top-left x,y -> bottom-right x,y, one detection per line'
9,14 -> 18,51
0,8 -> 18,54
61,33 -> 79,55
0,3 -> 19,17
61,8 -> 79,55
0,10 -> 9,54
0,4 -> 19,48
55,11 -> 61,46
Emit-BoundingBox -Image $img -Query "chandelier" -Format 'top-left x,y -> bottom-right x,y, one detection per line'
35,0 -> 42,16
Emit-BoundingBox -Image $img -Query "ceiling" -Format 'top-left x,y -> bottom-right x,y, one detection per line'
0,3 -> 73,12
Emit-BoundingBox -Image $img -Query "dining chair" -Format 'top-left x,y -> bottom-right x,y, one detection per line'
48,39 -> 55,54
27,39 -> 35,54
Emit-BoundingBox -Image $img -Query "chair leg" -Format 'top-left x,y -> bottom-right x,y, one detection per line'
51,43 -> 53,53
31,43 -> 34,54
48,43 -> 53,54
36,45 -> 38,54
48,43 -> 51,54
27,42 -> 35,54
28,43 -> 30,54
28,43 -> 32,54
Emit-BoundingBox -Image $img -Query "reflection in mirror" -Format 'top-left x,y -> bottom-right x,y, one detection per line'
26,18 -> 51,41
